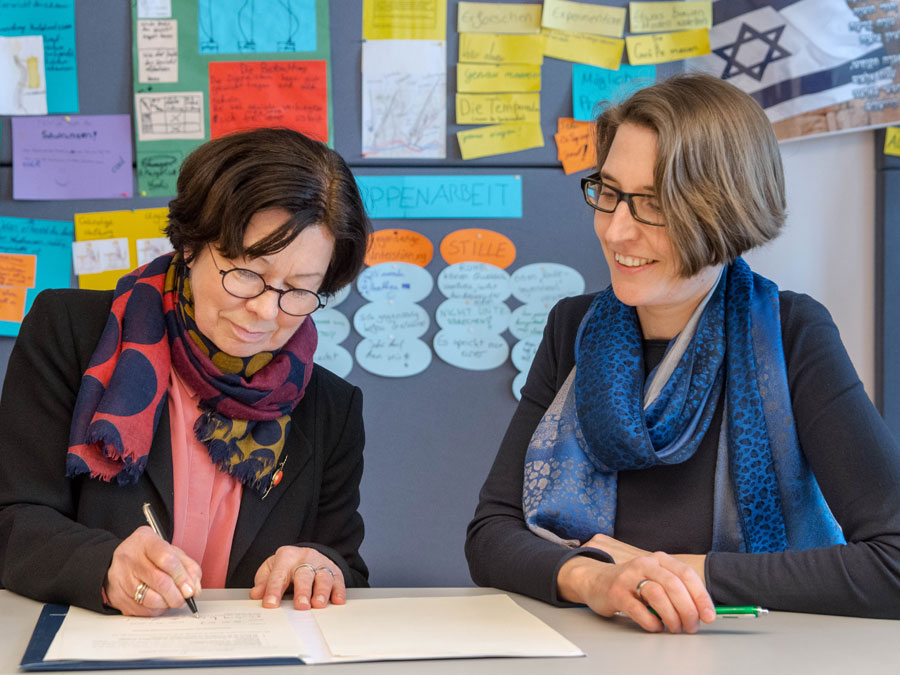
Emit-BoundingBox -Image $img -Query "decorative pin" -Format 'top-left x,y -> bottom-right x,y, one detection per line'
260,454 -> 288,501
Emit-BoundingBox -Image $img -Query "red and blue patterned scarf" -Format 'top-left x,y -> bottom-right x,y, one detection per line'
67,252 -> 317,497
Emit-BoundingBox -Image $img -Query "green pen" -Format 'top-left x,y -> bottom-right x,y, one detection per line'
639,605 -> 769,619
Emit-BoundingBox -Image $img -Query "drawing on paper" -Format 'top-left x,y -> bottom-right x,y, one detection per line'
198,0 -> 316,54
135,92 -> 205,141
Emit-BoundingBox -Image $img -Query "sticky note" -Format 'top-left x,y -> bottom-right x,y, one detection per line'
134,91 -> 204,141
456,92 -> 540,124
0,287 -> 28,323
356,175 -> 523,219
629,1 -> 712,33
362,0 -> 447,40
541,0 -> 627,38
365,229 -> 434,267
554,120 -> 597,174
543,28 -> 624,70
625,29 -> 710,65
457,63 -> 541,92
440,229 -> 516,268
198,0 -> 316,53
457,2 -> 542,34
885,126 -> 900,156
136,19 -> 178,83
0,253 -> 37,288
572,63 -> 656,121
457,122 -> 544,159
458,33 -> 544,65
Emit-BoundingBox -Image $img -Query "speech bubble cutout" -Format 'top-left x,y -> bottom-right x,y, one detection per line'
435,298 -> 511,333
511,338 -> 540,372
433,327 -> 510,371
353,301 -> 429,339
510,262 -> 586,304
509,302 -> 552,340
440,228 -> 516,268
313,342 -> 353,378
313,308 -> 351,344
355,336 -> 432,377
365,228 -> 434,267
512,371 -> 527,401
437,262 -> 511,303
326,284 -> 351,308
357,262 -> 434,303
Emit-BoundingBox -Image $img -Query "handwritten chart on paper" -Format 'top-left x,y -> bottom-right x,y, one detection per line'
209,60 -> 328,141
135,92 -> 205,141
362,40 -> 446,159
0,35 -> 47,115
198,0 -> 316,54
136,19 -> 178,83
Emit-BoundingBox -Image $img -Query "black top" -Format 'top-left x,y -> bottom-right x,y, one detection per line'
466,291 -> 900,618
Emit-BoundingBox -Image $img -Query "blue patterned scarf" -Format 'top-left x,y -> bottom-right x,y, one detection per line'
523,258 -> 844,553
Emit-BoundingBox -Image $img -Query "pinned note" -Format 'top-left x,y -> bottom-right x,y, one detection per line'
542,28 -> 624,70
135,92 -> 204,141
554,118 -> 596,175
198,0 -> 316,53
314,308 -> 352,344
541,0 -> 626,38
437,262 -> 511,303
457,2 -> 542,34
356,175 -> 522,219
629,1 -> 712,33
458,33 -> 544,65
354,301 -> 430,339
625,29 -> 710,65
572,63 -> 656,121
366,229 -> 434,268
137,19 -> 178,83
457,63 -> 541,93
135,237 -> 174,267
435,298 -> 511,333
433,327 -> 509,371
12,114 -> 134,200
511,263 -> 586,304
209,60 -> 328,142
457,122 -> 544,160
314,343 -> 353,378
137,150 -> 183,197
0,253 -> 37,289
357,262 -> 434,303
72,238 -> 130,276
0,35 -> 47,115
456,92 -> 540,124
440,229 -> 516,268
355,337 -> 432,377
363,0 -> 447,41
510,302 -> 553,340
511,338 -> 540,372
885,126 -> 900,156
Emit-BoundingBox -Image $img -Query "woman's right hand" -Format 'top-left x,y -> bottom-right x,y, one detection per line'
557,551 -> 715,633
104,526 -> 202,616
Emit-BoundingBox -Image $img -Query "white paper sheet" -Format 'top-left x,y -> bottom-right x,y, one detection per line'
0,35 -> 48,115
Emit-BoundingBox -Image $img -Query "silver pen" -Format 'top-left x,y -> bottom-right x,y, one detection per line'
142,502 -> 200,617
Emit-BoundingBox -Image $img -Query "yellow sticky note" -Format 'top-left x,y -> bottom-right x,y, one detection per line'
363,0 -> 447,40
629,1 -> 712,33
457,63 -> 541,93
625,29 -> 710,65
543,28 -> 624,70
541,0 -> 627,38
885,126 -> 900,156
457,2 -> 542,34
456,93 -> 540,124
459,33 -> 544,65
457,123 -> 544,159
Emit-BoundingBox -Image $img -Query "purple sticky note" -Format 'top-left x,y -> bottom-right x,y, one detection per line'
12,114 -> 134,200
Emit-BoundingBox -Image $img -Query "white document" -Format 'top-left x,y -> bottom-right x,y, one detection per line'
135,91 -> 205,141
137,20 -> 179,83
72,238 -> 131,276
0,35 -> 48,115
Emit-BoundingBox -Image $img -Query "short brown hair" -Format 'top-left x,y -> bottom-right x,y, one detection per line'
594,73 -> 786,277
167,128 -> 371,295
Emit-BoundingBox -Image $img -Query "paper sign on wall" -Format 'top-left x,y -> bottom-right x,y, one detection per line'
137,19 -> 178,83
572,63 -> 656,121
629,1 -> 712,33
457,122 -> 544,160
625,29 -> 710,65
885,126 -> 900,156
135,92 -> 205,141
366,229 -> 434,267
458,33 -> 544,65
457,63 -> 541,93
0,35 -> 47,115
356,175 -> 522,219
542,28 -> 624,70
198,0 -> 316,53
457,2 -> 542,34
541,0 -> 626,38
363,0 -> 447,40
456,92 -> 540,124
440,229 -> 516,268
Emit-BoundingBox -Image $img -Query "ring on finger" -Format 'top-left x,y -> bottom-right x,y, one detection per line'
133,581 -> 149,605
635,578 -> 652,600
315,566 -> 335,579
292,562 -> 317,577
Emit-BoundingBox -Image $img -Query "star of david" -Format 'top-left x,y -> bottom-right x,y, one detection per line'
713,23 -> 791,82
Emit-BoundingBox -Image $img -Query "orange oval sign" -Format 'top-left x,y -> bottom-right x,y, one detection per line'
440,228 -> 516,269
365,229 -> 434,267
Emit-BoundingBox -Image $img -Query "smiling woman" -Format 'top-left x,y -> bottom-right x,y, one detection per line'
0,128 -> 373,617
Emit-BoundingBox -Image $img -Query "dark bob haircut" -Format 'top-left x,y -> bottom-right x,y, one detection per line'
166,128 -> 371,296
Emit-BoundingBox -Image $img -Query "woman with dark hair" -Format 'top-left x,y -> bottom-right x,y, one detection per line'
0,128 -> 372,616
466,73 -> 900,631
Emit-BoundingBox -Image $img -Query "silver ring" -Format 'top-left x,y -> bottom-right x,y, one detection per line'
635,579 -> 652,600
315,566 -> 335,579
133,581 -> 149,605
292,562 -> 317,576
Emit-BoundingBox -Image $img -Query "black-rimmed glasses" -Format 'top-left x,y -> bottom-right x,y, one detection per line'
207,244 -> 326,317
580,172 -> 665,227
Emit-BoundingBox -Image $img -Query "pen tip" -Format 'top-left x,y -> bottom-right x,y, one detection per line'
193,612 -> 199,618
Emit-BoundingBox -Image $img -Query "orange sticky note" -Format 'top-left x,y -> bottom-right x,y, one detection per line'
557,117 -> 584,132
366,229 -> 434,267
209,61 -> 329,142
440,228 -> 517,268
554,119 -> 596,174
0,253 -> 37,288
0,287 -> 28,323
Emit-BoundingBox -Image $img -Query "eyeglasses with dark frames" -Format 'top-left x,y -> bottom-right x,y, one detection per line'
206,244 -> 326,317
580,172 -> 665,227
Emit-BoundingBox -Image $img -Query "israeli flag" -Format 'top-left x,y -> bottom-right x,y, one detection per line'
689,0 -> 889,123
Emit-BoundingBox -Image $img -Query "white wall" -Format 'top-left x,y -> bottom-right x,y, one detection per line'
744,131 -> 875,399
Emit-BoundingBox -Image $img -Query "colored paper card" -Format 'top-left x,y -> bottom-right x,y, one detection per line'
0,216 -> 73,336
440,228 -> 516,268
361,40 -> 446,158
457,2 -> 541,34
456,92 -> 540,124
554,120 -> 596,174
135,91 -> 205,141
12,114 -> 134,200
885,126 -> 900,156
572,62 -> 656,121
457,63 -> 541,93
71,238 -> 130,276
437,262 -> 511,302
315,308 -> 351,344
457,122 -> 544,159
314,342 -> 353,378
435,298 -> 511,333
198,0 -> 315,54
459,33 -> 544,65
209,60 -> 328,142
0,0 -> 78,113
74,208 -> 168,290
541,0 -> 626,39
138,0 -> 171,18
629,1 -> 712,34
354,301 -> 430,339
433,327 -> 509,371
625,28 -> 710,65
511,262 -> 585,304
357,263 -> 434,303
0,35 -> 47,115
366,229 -> 434,267
355,336 -> 432,377
137,19 -> 178,83
362,0 -> 447,40
543,28 -> 623,70
136,236 -> 174,266
356,175 -> 522,219
137,149 -> 184,197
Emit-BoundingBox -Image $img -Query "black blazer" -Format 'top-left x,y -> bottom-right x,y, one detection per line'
0,289 -> 368,612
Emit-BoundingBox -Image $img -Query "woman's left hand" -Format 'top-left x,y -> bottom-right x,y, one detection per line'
581,533 -> 650,565
250,546 -> 345,610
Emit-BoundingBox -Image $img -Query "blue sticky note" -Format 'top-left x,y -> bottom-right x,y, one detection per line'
572,63 -> 656,122
198,0 -> 316,54
0,217 -> 73,337
0,0 -> 79,113
356,176 -> 523,219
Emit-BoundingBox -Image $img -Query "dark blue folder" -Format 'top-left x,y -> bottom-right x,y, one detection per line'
20,604 -> 306,671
